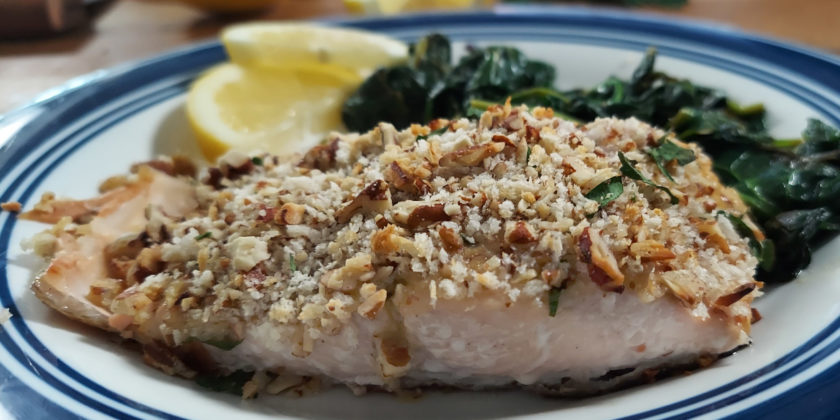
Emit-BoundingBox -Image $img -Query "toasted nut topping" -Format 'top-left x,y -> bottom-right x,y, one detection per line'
438,226 -> 463,253
661,276 -> 698,306
335,180 -> 392,224
298,137 -> 339,171
357,289 -> 387,319
629,240 -> 676,261
384,161 -> 431,196
322,254 -> 374,291
579,227 -> 624,292
491,134 -> 516,148
505,221 -> 537,244
694,219 -> 731,254
751,308 -> 762,324
0,201 -> 21,212
371,225 -> 418,256
275,203 -> 305,225
525,125 -> 541,143
715,283 -> 757,307
439,141 -> 506,167
392,202 -> 450,229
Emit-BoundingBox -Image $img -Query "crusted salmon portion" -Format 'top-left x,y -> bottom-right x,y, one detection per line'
23,105 -> 760,396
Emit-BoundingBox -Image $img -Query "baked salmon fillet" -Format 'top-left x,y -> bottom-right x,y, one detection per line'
21,104 -> 761,397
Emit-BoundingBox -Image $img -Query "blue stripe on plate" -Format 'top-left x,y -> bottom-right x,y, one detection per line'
1,6 -> 840,419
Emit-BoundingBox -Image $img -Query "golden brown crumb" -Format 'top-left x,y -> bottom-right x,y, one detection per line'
0,201 -> 21,212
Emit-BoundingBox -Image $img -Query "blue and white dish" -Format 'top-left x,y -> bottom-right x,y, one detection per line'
1,5 -> 840,419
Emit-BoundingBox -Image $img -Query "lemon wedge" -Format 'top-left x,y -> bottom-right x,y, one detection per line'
187,63 -> 354,161
222,23 -> 408,80
187,24 -> 409,161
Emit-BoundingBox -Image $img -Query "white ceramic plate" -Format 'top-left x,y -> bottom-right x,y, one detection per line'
2,6 -> 840,419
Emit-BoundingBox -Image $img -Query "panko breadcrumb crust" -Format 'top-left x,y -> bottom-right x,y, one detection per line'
26,104 -> 761,395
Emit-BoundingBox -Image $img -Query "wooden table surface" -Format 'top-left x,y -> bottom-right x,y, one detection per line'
1,0 -> 838,114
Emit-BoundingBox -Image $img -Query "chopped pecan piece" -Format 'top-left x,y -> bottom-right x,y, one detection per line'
298,137 -> 340,171
491,134 -> 516,148
579,227 -> 624,292
661,276 -> 698,306
357,289 -> 387,319
384,161 -> 431,196
715,283 -> 757,307
130,155 -> 196,178
504,221 -> 537,244
439,141 -> 505,167
695,219 -> 731,253
335,180 -> 392,223
392,201 -> 450,229
125,246 -> 163,285
0,201 -> 21,212
275,203 -> 305,225
629,240 -> 676,261
438,226 -> 463,253
371,224 -> 419,256
525,125 -> 541,143
322,254 -> 375,291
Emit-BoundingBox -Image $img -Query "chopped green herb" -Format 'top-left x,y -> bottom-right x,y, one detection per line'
195,370 -> 253,395
618,152 -> 679,205
585,176 -> 624,208
289,253 -> 297,272
417,126 -> 448,141
647,138 -> 696,182
526,147 -> 531,165
251,156 -> 263,166
548,287 -> 562,317
195,232 -> 212,240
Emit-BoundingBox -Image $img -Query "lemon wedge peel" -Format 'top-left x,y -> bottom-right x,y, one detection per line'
187,24 -> 410,161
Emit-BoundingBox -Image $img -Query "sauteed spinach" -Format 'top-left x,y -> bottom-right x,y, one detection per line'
342,34 -> 840,282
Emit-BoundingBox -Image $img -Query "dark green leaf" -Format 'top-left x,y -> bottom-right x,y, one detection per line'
548,287 -> 562,317
289,253 -> 297,272
647,138 -> 696,182
618,152 -> 679,205
526,147 -> 531,165
251,156 -> 263,166
585,176 -> 624,207
195,370 -> 253,395
196,232 -> 212,240
796,118 -> 840,158
630,48 -> 657,91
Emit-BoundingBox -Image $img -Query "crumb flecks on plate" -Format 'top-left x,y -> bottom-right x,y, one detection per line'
22,106 -> 760,396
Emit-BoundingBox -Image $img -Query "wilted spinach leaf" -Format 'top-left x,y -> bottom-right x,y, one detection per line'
342,34 -> 555,132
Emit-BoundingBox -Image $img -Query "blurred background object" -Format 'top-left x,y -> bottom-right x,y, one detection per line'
0,0 -> 838,114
